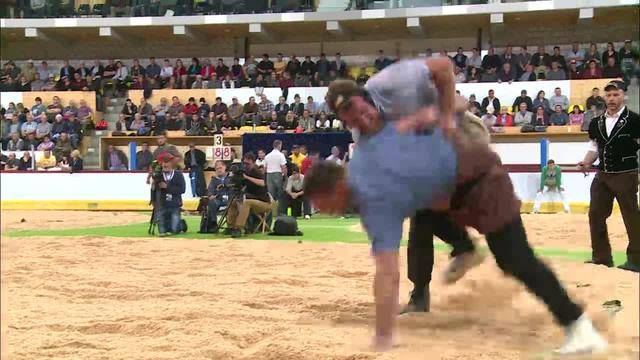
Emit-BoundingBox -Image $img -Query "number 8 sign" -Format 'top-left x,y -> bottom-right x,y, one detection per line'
214,146 -> 232,161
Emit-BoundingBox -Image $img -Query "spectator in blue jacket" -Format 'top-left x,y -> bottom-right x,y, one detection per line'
156,152 -> 186,236
549,105 -> 569,126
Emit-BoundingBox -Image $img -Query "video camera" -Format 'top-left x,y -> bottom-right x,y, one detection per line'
226,162 -> 246,192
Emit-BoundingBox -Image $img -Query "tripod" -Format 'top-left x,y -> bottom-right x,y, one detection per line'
217,191 -> 241,231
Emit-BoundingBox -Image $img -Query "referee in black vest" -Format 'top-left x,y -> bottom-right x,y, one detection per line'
579,80 -> 640,272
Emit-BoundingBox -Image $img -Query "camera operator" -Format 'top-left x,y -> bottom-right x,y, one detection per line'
226,151 -> 273,238
155,152 -> 186,236
205,160 -> 232,232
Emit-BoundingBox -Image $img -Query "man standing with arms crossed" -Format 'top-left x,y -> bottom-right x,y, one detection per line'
579,80 -> 640,272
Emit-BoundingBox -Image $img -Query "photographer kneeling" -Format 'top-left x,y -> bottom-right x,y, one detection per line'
205,160 -> 232,232
226,152 -> 272,238
155,152 -> 186,236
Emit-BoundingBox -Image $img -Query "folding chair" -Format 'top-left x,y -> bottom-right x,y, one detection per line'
251,207 -> 271,233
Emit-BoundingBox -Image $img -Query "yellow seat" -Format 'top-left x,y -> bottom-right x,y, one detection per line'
166,130 -> 185,137
254,126 -> 270,133
568,104 -> 584,113
239,126 -> 253,132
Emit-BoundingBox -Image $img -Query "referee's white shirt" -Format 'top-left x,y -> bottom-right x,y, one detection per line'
264,149 -> 286,174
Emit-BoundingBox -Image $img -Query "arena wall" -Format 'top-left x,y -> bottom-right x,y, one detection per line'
0,171 -> 618,213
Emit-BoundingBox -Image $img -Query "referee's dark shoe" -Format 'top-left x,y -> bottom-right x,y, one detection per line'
584,259 -> 614,268
400,287 -> 430,314
617,261 -> 640,273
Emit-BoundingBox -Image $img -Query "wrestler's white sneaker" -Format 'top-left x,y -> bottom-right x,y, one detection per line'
442,250 -> 485,284
554,314 -> 608,355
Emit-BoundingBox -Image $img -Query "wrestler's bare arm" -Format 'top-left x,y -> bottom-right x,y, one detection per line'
395,57 -> 457,133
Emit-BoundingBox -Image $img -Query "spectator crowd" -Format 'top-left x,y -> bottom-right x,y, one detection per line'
1,41 -> 636,96
0,96 -> 92,170
467,85 -> 606,131
112,93 -> 344,136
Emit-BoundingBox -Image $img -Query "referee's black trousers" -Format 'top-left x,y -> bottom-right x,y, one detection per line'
407,209 -> 475,294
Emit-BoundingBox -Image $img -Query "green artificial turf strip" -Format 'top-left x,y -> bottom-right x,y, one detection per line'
5,215 -> 627,265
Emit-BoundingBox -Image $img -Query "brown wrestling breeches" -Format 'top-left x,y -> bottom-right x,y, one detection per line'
589,171 -> 640,264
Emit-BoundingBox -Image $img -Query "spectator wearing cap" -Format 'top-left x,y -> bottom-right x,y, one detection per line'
581,60 -> 603,79
579,80 -> 640,272
51,114 -> 67,142
549,87 -> 569,111
330,53 -> 348,78
546,61 -> 567,80
602,57 -> 624,79
512,90 -> 532,113
566,42 -> 585,69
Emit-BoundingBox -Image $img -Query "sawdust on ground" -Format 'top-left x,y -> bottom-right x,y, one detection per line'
1,211 -> 638,360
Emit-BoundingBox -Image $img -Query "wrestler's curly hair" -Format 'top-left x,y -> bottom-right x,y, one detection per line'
303,161 -> 346,197
325,79 -> 363,112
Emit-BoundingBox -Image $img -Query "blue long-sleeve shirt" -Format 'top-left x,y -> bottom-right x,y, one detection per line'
162,170 -> 186,208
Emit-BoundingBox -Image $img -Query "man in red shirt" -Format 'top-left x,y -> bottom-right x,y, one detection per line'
183,97 -> 198,117
300,149 -> 319,175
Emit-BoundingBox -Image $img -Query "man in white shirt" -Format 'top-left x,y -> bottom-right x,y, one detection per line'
325,146 -> 343,165
160,59 -> 174,88
264,139 -> 287,204
565,42 -> 585,69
